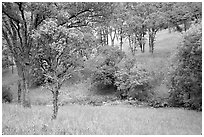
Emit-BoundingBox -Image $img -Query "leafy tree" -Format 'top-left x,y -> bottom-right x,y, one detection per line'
112,3 -> 129,50
32,2 -> 112,119
164,2 -> 202,32
168,23 -> 202,110
2,2 -> 55,107
145,11 -> 166,53
125,3 -> 148,53
126,14 -> 146,54
32,19 -> 86,119
2,2 -> 112,119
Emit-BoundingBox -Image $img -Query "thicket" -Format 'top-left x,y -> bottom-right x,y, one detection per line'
89,46 -> 153,100
168,23 -> 202,110
90,46 -> 125,90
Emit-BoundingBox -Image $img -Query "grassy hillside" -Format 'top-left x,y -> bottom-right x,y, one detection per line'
2,29 -> 182,105
2,104 -> 202,135
2,30 -> 201,135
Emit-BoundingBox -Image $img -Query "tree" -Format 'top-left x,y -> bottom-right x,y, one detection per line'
2,43 -> 13,70
126,14 -> 147,54
112,3 -> 128,50
125,2 -> 150,54
31,2 -> 112,119
145,7 -> 166,53
164,2 -> 202,32
168,23 -> 202,110
32,20 -> 86,119
2,2 -> 55,107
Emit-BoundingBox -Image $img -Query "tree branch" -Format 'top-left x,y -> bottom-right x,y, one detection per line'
58,9 -> 91,27
2,3 -> 21,24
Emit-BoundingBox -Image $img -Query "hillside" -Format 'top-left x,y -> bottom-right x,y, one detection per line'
2,30 -> 202,135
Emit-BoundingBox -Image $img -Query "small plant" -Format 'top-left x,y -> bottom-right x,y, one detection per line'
2,85 -> 13,103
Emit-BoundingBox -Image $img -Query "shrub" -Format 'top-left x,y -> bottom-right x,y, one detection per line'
2,85 -> 13,103
168,23 -> 202,110
114,64 -> 153,101
90,45 -> 125,91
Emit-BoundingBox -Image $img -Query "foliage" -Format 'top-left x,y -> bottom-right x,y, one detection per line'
164,2 -> 202,32
114,64 -> 152,101
168,23 -> 202,110
2,85 -> 13,103
90,46 -> 125,90
2,42 -> 13,69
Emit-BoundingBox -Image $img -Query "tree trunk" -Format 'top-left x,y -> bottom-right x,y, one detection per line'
11,57 -> 14,74
128,35 -> 132,52
150,37 -> 154,54
21,68 -> 31,108
149,33 -> 152,53
106,30 -> 109,45
111,39 -> 114,47
110,29 -> 116,47
11,65 -> 14,74
17,80 -> 22,104
120,35 -> 123,50
52,88 -> 59,120
22,77 -> 26,106
142,44 -> 145,53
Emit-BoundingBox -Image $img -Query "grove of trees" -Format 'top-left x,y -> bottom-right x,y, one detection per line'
2,2 -> 202,119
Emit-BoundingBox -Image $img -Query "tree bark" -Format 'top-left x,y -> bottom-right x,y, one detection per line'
17,80 -> 22,103
21,68 -> 31,108
110,29 -> 116,46
120,35 -> 123,51
11,57 -> 14,74
52,88 -> 59,120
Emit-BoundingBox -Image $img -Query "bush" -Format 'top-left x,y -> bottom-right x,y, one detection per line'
114,64 -> 153,101
90,46 -> 125,91
168,23 -> 202,110
2,85 -> 13,103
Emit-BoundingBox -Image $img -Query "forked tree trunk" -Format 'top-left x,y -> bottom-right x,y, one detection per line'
110,29 -> 116,46
52,88 -> 59,120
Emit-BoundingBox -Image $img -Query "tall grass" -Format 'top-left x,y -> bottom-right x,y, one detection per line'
2,104 -> 202,135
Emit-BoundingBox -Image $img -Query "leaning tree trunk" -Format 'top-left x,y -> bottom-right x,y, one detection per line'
52,87 -> 59,120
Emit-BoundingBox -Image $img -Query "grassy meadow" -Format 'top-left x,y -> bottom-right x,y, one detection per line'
2,30 -> 202,135
2,104 -> 202,135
